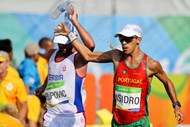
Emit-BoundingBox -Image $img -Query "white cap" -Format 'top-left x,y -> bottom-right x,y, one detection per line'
114,24 -> 142,38
53,21 -> 77,45
53,35 -> 68,45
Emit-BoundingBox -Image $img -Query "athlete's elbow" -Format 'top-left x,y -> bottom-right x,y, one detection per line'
88,43 -> 95,51
90,46 -> 95,51
83,55 -> 92,62
83,52 -> 95,62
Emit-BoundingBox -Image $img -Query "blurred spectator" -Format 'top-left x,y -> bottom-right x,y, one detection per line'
0,104 -> 23,127
0,50 -> 27,125
18,43 -> 41,94
26,95 -> 41,127
17,43 -> 41,127
0,39 -> 13,61
38,37 -> 54,60
0,39 -> 20,78
0,112 -> 24,127
0,104 -> 18,118
37,37 -> 54,85
0,39 -> 40,126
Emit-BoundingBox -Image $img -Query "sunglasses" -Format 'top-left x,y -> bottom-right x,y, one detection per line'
119,36 -> 138,43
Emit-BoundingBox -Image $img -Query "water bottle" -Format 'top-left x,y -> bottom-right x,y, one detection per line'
53,12 -> 77,45
49,0 -> 73,19
64,12 -> 77,38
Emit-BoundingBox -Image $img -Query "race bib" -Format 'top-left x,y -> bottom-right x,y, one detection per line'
115,84 -> 142,112
45,81 -> 68,105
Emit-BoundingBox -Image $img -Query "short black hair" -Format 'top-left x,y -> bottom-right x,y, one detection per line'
38,37 -> 52,47
0,39 -> 13,53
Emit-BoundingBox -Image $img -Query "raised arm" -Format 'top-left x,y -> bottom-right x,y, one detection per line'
55,22 -> 115,63
70,9 -> 95,51
148,58 -> 184,123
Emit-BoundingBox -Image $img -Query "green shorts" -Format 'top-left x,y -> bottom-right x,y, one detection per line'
111,116 -> 150,127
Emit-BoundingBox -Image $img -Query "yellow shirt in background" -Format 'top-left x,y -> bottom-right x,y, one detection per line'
5,61 -> 41,123
0,73 -> 28,109
27,95 -> 41,122
37,56 -> 48,85
7,66 -> 20,78
0,113 -> 24,127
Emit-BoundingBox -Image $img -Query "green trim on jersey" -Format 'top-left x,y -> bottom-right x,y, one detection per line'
112,116 -> 150,127
45,81 -> 64,90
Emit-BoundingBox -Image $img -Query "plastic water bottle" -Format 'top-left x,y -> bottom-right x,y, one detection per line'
64,12 -> 77,36
49,0 -> 73,19
53,12 -> 77,45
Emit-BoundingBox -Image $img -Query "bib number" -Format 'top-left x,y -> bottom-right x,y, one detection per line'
45,81 -> 68,105
115,84 -> 142,112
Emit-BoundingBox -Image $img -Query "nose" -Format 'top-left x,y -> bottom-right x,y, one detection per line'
121,41 -> 127,45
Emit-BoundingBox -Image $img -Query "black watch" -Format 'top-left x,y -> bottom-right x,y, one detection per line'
172,101 -> 181,108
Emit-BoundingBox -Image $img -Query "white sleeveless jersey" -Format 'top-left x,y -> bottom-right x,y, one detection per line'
44,49 -> 86,114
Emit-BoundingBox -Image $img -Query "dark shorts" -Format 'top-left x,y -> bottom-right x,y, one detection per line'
111,116 -> 150,127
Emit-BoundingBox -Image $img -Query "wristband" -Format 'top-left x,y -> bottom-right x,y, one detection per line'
67,32 -> 77,42
172,101 -> 181,108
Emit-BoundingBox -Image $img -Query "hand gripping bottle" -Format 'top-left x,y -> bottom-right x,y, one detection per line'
53,12 -> 77,44
49,0 -> 73,19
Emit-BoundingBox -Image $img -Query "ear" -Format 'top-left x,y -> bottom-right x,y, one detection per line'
137,37 -> 142,44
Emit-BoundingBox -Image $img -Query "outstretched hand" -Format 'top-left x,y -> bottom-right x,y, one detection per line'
54,22 -> 71,36
174,107 -> 184,124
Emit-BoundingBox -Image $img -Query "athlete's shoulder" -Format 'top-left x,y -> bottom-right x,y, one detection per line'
111,49 -> 122,54
147,55 -> 163,75
111,49 -> 123,60
147,56 -> 159,66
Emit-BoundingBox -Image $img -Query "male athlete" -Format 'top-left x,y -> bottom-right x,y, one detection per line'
34,9 -> 95,127
56,22 -> 184,126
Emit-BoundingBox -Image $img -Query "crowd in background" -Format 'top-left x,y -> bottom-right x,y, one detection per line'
0,38 -> 54,127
